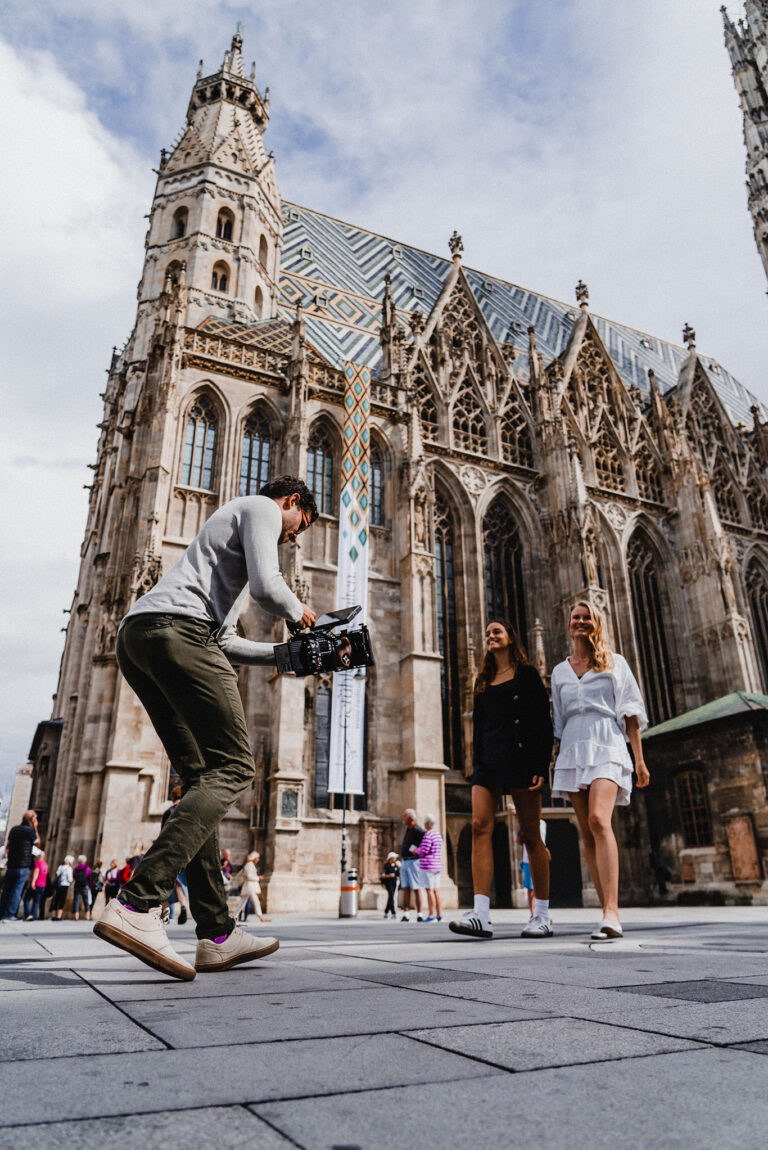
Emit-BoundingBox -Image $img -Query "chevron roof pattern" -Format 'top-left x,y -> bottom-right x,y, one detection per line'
278,202 -> 766,427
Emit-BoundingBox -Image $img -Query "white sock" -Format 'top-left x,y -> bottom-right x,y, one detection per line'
534,898 -> 550,920
473,894 -> 491,917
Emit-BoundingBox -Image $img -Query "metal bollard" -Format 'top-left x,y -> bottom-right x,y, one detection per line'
339,868 -> 359,918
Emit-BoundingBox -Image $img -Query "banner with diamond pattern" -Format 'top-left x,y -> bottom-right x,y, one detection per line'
328,361 -> 370,795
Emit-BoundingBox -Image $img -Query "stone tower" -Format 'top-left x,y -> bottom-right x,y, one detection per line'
723,2 -> 768,284
137,29 -> 282,351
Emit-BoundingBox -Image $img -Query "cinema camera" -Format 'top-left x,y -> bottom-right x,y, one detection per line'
274,605 -> 374,677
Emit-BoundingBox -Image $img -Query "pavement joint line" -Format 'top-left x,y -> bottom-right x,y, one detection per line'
0,1099 -> 294,1133
397,1026 -> 708,1076
240,1103 -> 305,1149
100,981 -> 393,1004
72,969 -> 175,1051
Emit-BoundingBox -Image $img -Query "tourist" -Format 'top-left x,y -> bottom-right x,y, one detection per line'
380,852 -> 399,919
450,620 -> 553,940
51,855 -> 75,920
93,476 -> 317,979
411,814 -> 443,922
89,860 -> 104,912
0,810 -> 40,922
551,601 -> 649,940
104,859 -> 121,904
233,852 -> 269,923
23,850 -> 49,921
72,856 -> 92,921
399,810 -> 426,921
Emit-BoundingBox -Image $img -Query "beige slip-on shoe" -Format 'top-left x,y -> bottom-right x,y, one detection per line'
195,926 -> 279,972
93,898 -> 196,980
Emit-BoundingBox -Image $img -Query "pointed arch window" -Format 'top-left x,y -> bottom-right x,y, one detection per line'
483,500 -> 527,645
165,260 -> 183,287
434,495 -> 463,769
254,285 -> 264,318
314,679 -> 332,808
180,395 -> 217,490
172,207 -> 188,239
627,532 -> 676,725
452,385 -> 487,454
413,364 -> 438,440
216,209 -> 234,241
635,442 -> 663,502
712,458 -> 741,524
747,474 -> 768,533
258,235 -> 269,268
370,443 -> 384,527
500,406 -> 533,468
593,427 -> 624,491
307,425 -> 335,516
239,410 -> 272,496
746,560 -> 768,688
211,261 -> 230,293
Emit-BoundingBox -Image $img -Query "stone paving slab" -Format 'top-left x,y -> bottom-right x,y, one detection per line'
0,986 -> 165,1062
119,982 -> 549,1046
0,1106 -> 295,1150
252,1048 -> 768,1150
0,1033 -> 498,1126
409,1015 -> 702,1070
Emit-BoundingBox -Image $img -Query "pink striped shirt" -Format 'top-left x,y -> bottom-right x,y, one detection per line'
414,829 -> 442,872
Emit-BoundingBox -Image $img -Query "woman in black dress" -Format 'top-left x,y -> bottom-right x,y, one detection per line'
450,620 -> 553,940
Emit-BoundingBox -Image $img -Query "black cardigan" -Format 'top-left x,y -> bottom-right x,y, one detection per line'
473,663 -> 553,780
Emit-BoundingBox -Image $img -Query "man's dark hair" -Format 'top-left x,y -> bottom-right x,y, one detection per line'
259,475 -> 319,524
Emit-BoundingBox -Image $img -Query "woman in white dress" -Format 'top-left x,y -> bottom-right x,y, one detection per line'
233,851 -> 270,923
551,601 -> 650,939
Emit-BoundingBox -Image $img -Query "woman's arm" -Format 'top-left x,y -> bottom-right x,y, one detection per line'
625,714 -> 650,788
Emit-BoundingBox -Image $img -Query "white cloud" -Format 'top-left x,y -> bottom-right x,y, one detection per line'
1,2 -> 767,790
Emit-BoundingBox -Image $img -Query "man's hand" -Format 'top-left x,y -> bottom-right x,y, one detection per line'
298,603 -> 316,629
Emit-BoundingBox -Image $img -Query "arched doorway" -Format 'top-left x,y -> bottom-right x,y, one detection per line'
546,818 -> 583,907
491,821 -> 512,908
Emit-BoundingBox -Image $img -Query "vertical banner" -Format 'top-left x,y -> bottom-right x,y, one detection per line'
328,361 -> 371,795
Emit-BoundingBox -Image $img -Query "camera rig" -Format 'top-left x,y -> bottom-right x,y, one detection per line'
273,605 -> 374,677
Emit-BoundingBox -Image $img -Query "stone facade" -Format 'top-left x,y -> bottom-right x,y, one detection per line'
724,1 -> 768,286
32,34 -> 768,911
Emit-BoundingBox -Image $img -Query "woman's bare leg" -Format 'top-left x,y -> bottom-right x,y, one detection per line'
587,779 -> 621,921
511,789 -> 549,900
569,790 -> 605,909
471,785 -> 499,896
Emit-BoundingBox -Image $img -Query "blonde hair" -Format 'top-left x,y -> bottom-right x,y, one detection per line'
570,601 -> 613,672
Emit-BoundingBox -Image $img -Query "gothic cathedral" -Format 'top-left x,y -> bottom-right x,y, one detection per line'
29,31 -> 768,910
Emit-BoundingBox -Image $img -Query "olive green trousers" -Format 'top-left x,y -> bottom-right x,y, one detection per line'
116,614 -> 255,939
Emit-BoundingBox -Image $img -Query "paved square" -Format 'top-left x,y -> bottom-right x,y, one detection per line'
1,908 -> 768,1148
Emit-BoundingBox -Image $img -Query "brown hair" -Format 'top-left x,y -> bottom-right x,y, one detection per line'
474,620 -> 528,695
570,600 -> 613,672
259,475 -> 319,524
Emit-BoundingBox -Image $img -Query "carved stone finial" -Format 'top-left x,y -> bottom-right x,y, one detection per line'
197,60 -> 203,80
409,309 -> 425,336
648,367 -> 658,394
448,230 -> 464,259
232,26 -> 244,53
683,323 -> 696,350
575,280 -> 589,308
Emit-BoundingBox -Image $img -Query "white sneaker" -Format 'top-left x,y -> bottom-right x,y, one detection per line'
195,926 -> 279,972
592,920 -> 623,940
520,914 -> 554,938
93,898 -> 195,981
448,909 -> 493,939
400,913 -> 410,922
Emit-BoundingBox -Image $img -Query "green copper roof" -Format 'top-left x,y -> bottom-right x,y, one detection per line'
644,691 -> 768,739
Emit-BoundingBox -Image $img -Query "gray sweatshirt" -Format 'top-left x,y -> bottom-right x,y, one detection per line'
125,497 -> 302,664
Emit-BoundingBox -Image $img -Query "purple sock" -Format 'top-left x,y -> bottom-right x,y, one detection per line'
120,902 -> 140,912
213,934 -> 228,944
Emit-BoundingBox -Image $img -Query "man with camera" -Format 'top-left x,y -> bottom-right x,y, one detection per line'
94,476 -> 317,980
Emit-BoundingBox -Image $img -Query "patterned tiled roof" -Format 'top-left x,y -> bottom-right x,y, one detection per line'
278,202 -> 767,426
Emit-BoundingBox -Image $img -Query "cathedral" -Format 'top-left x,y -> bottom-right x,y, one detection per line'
28,26 -> 768,912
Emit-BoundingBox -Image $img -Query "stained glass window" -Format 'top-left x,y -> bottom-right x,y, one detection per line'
434,495 -> 463,769
307,426 -> 334,515
747,561 -> 768,689
180,396 -> 217,490
483,500 -> 527,645
370,443 -> 383,527
240,411 -> 271,496
627,532 -> 676,725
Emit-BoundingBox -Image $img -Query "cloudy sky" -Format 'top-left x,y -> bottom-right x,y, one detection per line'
0,0 -> 765,800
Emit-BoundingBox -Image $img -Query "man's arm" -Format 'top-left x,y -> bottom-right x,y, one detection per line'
241,500 -> 304,622
217,589 -> 281,666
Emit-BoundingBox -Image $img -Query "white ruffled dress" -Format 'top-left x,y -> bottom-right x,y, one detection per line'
551,654 -> 647,807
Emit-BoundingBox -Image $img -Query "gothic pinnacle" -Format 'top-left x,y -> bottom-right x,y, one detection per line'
575,280 -> 589,309
683,323 -> 696,350
448,230 -> 464,260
